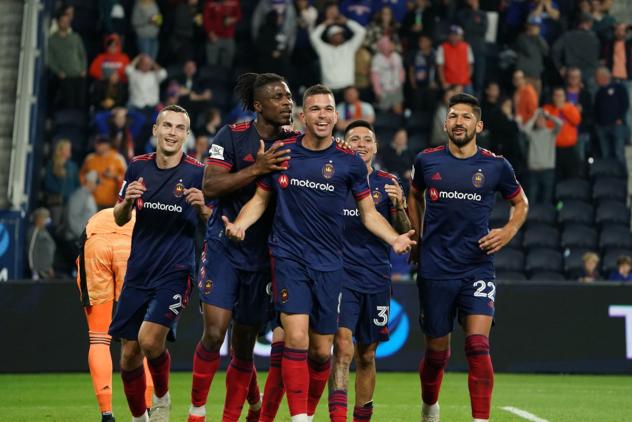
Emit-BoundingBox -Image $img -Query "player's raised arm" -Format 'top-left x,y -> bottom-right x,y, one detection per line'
356,195 -> 416,254
113,177 -> 145,226
479,188 -> 529,255
222,186 -> 273,241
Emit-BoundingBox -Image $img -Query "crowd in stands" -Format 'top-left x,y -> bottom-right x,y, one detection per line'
28,0 -> 632,282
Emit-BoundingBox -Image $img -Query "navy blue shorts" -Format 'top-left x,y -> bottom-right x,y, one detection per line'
109,276 -> 192,341
417,277 -> 496,338
198,242 -> 272,327
338,286 -> 391,345
272,256 -> 342,335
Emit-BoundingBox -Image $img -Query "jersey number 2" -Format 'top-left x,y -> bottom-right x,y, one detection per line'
473,280 -> 496,302
169,294 -> 183,315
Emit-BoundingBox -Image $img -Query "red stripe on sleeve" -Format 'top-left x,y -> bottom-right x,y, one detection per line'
206,158 -> 233,170
354,189 -> 371,200
504,185 -> 522,200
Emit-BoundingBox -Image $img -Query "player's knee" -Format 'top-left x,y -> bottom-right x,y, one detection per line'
356,347 -> 376,369
138,336 -> 164,359
201,326 -> 227,352
120,347 -> 143,370
284,329 -> 309,350
309,342 -> 332,363
333,335 -> 354,363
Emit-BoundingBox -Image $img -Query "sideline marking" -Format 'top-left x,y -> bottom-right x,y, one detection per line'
501,406 -> 550,422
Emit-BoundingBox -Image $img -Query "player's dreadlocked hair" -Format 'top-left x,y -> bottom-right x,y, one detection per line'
234,72 -> 286,112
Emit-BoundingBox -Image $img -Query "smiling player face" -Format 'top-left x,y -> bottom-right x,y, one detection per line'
154,110 -> 190,156
345,126 -> 377,165
444,103 -> 483,147
301,93 -> 338,141
256,81 -> 294,127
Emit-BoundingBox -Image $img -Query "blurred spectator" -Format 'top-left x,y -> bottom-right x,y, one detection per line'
542,87 -> 582,179
89,34 -> 130,83
514,16 -> 549,81
291,0 -> 319,94
552,13 -> 600,94
190,134 -> 211,162
401,0 -> 436,49
46,11 -> 87,108
593,66 -> 629,164
488,97 -> 524,177
340,0 -> 373,26
430,85 -> 462,146
166,0 -> 201,65
203,0 -> 242,68
457,0 -> 488,94
49,3 -> 74,35
196,107 -> 222,140
105,107 -> 138,160
310,16 -> 366,94
522,107 -> 562,204
354,47 -> 374,100
513,69 -> 539,124
132,0 -> 162,60
99,0 -> 127,37
564,67 -> 593,160
591,0 -> 616,43
91,69 -> 128,112
27,208 -> 56,280
527,0 -> 561,44
609,255 -> 632,282
125,54 -> 167,112
372,0 -> 407,23
602,22 -> 632,130
173,60 -> 212,126
256,10 -> 292,75
436,25 -> 474,93
371,36 -> 405,114
43,139 -> 79,227
578,251 -> 601,283
379,128 -> 415,179
79,137 -> 127,209
335,86 -> 375,132
406,34 -> 438,111
252,0 -> 296,55
363,6 -> 402,54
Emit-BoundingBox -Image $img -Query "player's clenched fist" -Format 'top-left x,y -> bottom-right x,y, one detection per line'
384,177 -> 404,207
392,229 -> 416,254
184,187 -> 205,210
222,215 -> 245,242
124,177 -> 146,203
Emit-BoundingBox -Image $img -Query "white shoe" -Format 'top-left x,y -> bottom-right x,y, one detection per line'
132,411 -> 149,422
149,392 -> 171,422
422,402 -> 440,422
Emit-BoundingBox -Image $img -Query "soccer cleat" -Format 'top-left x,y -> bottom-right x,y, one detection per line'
149,392 -> 171,422
246,393 -> 263,422
186,416 -> 205,422
422,402 -> 440,422
101,413 -> 115,422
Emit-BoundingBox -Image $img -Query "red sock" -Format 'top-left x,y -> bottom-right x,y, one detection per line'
147,350 -> 170,398
353,402 -> 373,421
121,366 -> 147,417
247,365 -> 261,405
260,342 -> 285,422
419,349 -> 450,405
281,347 -> 308,416
191,342 -> 220,407
465,335 -> 494,420
307,357 -> 331,415
328,389 -> 347,422
222,357 -> 254,421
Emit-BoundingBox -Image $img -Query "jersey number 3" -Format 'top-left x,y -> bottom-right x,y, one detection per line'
373,306 -> 389,326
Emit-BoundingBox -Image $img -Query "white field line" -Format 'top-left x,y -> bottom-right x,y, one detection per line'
501,406 -> 550,422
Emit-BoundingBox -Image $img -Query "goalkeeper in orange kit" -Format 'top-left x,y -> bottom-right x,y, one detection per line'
76,208 -> 153,422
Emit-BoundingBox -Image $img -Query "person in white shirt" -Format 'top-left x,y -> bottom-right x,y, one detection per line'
125,53 -> 167,112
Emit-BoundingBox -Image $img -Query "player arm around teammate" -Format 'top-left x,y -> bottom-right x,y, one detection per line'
222,186 -> 273,240
356,196 -> 416,254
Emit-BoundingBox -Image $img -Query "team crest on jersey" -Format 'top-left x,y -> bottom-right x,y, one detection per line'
278,174 -> 289,189
372,190 -> 382,204
203,280 -> 213,295
472,171 -> 485,188
280,288 -> 289,303
322,162 -> 335,179
174,180 -> 185,197
428,187 -> 439,202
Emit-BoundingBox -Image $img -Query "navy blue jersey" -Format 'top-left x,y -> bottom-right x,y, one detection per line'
258,135 -> 370,271
119,153 -> 205,288
411,146 -> 521,280
342,169 -> 398,293
205,121 -> 299,271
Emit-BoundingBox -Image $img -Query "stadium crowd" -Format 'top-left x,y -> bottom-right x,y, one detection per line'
29,0 -> 632,282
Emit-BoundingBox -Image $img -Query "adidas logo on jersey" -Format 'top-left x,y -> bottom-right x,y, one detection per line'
431,172 -> 442,180
428,187 -> 481,202
143,201 -> 183,212
290,178 -> 335,192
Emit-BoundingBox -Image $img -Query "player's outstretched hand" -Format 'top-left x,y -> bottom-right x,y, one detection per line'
478,227 -> 513,255
334,137 -> 351,150
124,177 -> 146,204
184,187 -> 205,209
222,215 -> 245,242
253,140 -> 291,175
392,230 -> 416,254
385,177 -> 404,208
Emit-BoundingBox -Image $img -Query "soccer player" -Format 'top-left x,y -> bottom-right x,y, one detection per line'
408,93 -> 528,422
76,208 -> 154,422
223,84 -> 416,422
110,104 -> 212,422
329,120 -> 411,422
187,72 -> 297,422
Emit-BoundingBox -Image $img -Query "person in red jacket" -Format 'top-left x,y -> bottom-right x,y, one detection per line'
542,87 -> 582,180
89,34 -> 131,83
203,0 -> 242,68
436,25 -> 474,93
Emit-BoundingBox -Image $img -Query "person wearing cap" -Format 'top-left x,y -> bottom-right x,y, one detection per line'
436,25 -> 474,93
514,15 -> 549,82
80,137 -> 127,209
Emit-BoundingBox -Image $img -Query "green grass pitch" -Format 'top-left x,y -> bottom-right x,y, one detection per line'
1,372 -> 631,421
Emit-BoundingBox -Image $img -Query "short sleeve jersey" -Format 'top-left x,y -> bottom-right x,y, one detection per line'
411,146 -> 521,280
205,121 -> 299,271
119,153 -> 205,288
258,135 -> 370,271
342,169 -> 398,293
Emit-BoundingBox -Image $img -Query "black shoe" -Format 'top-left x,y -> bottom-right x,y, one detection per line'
101,413 -> 115,422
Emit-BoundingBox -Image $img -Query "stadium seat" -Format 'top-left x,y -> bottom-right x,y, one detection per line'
406,110 -> 432,132
555,178 -> 591,202
495,270 -> 527,281
494,247 -> 524,273
523,224 -> 560,250
374,111 -> 404,133
507,229 -> 524,249
525,203 -> 556,227
589,158 -> 626,180
53,108 -> 88,130
490,199 -> 510,227
595,201 -> 631,227
602,249 -> 632,276
560,224 -> 598,250
557,200 -> 594,226
529,271 -> 566,281
599,226 -> 632,250
563,248 -> 591,279
592,177 -> 628,204
525,249 -> 563,275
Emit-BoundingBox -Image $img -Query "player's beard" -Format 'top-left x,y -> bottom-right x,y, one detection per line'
448,126 -> 476,147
